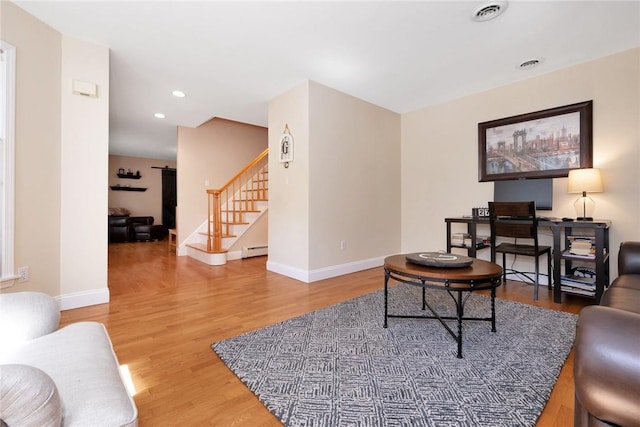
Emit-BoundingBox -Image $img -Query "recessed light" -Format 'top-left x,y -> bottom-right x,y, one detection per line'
471,1 -> 508,22
154,113 -> 166,119
171,90 -> 186,98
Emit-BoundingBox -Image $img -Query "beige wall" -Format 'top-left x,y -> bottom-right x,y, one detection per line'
1,2 -> 62,297
268,81 -> 401,281
402,48 -> 640,279
268,82 -> 311,273
1,3 -> 111,308
59,35 -> 110,306
176,118 -> 267,248
109,155 -> 177,223
308,81 -> 401,270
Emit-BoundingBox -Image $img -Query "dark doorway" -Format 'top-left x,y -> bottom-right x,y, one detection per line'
162,168 -> 177,229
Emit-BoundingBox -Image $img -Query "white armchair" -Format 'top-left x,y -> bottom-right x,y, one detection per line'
0,292 -> 137,427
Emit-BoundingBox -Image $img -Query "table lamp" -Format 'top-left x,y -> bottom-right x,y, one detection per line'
567,168 -> 603,221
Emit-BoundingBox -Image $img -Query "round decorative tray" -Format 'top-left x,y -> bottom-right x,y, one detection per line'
405,252 -> 473,268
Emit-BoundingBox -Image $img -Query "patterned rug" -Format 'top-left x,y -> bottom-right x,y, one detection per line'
212,284 -> 577,426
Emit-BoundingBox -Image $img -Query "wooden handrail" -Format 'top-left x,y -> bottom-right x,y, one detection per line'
216,148 -> 269,191
206,148 -> 268,253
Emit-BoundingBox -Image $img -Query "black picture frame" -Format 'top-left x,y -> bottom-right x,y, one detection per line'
478,100 -> 593,182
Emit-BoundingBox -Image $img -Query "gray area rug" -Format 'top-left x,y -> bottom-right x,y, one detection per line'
212,284 -> 577,426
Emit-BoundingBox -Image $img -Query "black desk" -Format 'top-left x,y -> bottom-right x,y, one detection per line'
445,217 -> 611,303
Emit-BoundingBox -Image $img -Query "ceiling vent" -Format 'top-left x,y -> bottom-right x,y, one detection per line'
519,59 -> 542,70
472,1 -> 508,22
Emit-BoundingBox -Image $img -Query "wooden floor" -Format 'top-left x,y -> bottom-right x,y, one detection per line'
60,241 -> 593,426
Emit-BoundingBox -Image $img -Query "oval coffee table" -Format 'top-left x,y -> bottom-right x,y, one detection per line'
384,254 -> 503,358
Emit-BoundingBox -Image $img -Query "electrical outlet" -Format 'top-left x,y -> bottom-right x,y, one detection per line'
340,240 -> 346,251
18,266 -> 29,283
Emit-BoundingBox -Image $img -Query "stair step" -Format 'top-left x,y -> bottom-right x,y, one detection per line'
222,209 -> 261,213
186,242 -> 227,254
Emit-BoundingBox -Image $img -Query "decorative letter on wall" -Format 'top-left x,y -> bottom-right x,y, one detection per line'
279,124 -> 294,168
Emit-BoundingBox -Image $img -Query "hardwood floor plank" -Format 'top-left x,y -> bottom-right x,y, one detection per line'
59,241 -> 593,426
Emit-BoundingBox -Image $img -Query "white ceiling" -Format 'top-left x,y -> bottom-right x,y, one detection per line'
14,1 -> 640,161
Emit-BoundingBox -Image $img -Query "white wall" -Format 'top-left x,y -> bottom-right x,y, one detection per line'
268,81 -> 401,282
402,48 -> 640,280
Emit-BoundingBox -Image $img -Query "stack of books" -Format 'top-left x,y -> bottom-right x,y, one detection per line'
451,233 -> 468,247
451,233 -> 489,249
561,272 -> 596,296
566,236 -> 596,259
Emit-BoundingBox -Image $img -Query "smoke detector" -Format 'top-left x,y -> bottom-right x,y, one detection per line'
472,1 -> 508,22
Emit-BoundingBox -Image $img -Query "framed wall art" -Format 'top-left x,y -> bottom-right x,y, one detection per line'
279,124 -> 294,168
478,100 -> 593,182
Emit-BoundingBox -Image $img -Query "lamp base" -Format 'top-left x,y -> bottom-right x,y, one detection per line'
574,195 -> 596,221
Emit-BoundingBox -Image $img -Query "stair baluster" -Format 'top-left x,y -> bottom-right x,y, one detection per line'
205,148 -> 268,254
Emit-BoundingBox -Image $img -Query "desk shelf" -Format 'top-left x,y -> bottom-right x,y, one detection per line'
445,217 -> 611,303
450,243 -> 490,250
556,224 -> 610,303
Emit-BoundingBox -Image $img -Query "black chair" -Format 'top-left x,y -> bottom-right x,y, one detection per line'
488,201 -> 552,300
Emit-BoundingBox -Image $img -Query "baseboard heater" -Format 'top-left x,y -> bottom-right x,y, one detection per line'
242,245 -> 268,258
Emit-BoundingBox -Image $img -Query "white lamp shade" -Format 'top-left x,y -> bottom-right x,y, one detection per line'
567,168 -> 603,194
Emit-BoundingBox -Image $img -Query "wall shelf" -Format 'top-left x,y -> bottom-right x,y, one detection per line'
117,173 -> 141,179
110,186 -> 147,192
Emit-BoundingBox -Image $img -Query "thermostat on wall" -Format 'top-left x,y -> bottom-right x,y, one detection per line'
72,80 -> 98,98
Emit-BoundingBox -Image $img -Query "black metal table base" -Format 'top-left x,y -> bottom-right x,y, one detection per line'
384,268 -> 500,358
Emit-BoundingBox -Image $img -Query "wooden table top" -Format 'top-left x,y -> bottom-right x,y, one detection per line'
384,254 -> 502,282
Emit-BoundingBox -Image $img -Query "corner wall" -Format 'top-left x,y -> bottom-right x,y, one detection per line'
267,82 -> 311,276
267,81 -> 401,282
1,3 -> 111,308
176,118 -> 267,251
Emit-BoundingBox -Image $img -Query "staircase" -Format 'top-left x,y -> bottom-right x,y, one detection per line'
185,149 -> 268,265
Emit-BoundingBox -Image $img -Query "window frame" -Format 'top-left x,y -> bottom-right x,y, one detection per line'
1,40 -> 17,288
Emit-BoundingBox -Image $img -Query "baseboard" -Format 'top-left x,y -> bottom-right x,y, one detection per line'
308,256 -> 385,282
266,261 -> 310,282
57,288 -> 110,310
267,256 -> 385,283
186,245 -> 227,265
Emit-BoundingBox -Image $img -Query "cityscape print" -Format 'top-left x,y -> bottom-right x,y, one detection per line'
485,111 -> 582,175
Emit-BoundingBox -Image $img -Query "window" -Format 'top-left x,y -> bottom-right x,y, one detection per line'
0,40 -> 16,288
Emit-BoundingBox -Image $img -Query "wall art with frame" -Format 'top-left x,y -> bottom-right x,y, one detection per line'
478,100 -> 593,182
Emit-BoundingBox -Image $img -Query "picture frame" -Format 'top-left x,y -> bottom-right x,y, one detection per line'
478,100 -> 593,182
